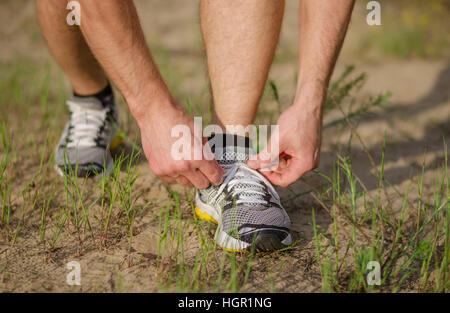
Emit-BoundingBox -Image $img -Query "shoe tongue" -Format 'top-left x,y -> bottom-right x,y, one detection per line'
207,134 -> 255,166
208,134 -> 269,207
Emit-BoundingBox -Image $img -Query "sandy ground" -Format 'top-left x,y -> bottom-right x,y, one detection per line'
0,1 -> 449,292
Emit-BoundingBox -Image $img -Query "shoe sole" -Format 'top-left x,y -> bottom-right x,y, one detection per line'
194,193 -> 292,252
54,134 -> 122,179
54,157 -> 115,179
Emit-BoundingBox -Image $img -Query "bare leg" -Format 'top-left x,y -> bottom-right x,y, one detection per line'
36,0 -> 107,95
200,0 -> 285,132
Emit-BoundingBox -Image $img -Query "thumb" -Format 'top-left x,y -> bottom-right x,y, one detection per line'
247,130 -> 283,170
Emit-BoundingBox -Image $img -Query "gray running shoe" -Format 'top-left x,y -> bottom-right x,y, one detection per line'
195,134 -> 292,252
54,92 -> 120,177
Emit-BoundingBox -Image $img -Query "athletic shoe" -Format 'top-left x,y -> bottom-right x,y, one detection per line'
54,86 -> 121,177
195,134 -> 292,252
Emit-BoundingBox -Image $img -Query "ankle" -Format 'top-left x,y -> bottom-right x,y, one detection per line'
73,82 -> 114,107
208,133 -> 254,163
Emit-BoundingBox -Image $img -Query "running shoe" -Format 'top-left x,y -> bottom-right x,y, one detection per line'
54,87 -> 121,177
195,134 -> 292,251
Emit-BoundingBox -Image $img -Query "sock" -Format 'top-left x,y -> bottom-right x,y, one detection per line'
73,83 -> 114,108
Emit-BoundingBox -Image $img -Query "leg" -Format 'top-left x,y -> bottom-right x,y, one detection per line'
196,1 -> 292,252
200,0 -> 285,131
36,0 -> 107,95
37,0 -> 117,177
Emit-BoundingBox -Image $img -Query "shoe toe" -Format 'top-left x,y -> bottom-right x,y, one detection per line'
222,205 -> 291,251
55,146 -> 113,177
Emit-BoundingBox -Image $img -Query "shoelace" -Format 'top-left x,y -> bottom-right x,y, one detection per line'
64,100 -> 108,148
211,162 -> 280,207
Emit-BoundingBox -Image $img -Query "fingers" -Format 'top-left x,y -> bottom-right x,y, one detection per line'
198,160 -> 225,186
176,176 -> 192,187
248,148 -> 272,170
181,169 -> 210,190
158,170 -> 210,190
159,175 -> 178,184
272,157 -> 289,174
247,133 -> 282,170
153,160 -> 223,189
149,135 -> 224,189
261,159 -> 307,187
159,175 -> 193,188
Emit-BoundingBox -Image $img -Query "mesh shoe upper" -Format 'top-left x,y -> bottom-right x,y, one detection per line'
198,134 -> 291,245
55,93 -> 118,176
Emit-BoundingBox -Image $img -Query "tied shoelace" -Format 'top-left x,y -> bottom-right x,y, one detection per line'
211,162 -> 280,207
64,100 -> 109,148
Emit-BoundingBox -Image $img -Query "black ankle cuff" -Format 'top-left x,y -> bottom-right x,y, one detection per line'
73,83 -> 113,104
208,133 -> 252,153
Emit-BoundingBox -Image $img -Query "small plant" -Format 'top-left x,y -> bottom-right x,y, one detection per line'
0,122 -> 12,237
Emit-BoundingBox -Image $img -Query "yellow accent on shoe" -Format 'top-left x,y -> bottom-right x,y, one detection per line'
221,246 -> 246,253
195,206 -> 218,224
195,206 -> 246,252
109,134 -> 123,151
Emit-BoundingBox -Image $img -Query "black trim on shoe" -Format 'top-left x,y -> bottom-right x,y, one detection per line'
222,200 -> 284,212
207,133 -> 252,153
237,223 -> 290,234
57,162 -> 106,177
253,230 -> 291,251
236,228 -> 291,251
73,83 -> 113,103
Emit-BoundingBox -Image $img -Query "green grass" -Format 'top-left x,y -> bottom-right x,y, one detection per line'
0,122 -> 12,235
310,131 -> 449,292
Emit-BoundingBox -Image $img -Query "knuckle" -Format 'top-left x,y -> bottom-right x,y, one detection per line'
199,160 -> 216,172
205,163 -> 219,176
195,177 -> 209,190
176,161 -> 191,173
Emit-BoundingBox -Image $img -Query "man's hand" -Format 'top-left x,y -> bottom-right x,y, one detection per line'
61,0 -> 224,189
137,101 -> 224,190
247,92 -> 323,187
247,0 -> 354,187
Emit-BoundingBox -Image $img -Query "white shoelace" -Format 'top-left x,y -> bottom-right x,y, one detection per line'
211,162 -> 280,207
65,100 -> 108,148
